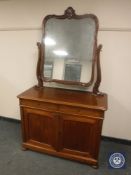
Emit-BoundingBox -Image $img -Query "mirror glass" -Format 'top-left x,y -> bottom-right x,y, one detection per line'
43,18 -> 96,83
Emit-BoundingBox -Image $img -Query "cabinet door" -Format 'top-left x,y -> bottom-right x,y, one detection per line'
22,108 -> 58,151
58,114 -> 103,160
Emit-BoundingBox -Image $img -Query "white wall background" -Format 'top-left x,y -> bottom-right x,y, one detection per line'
0,0 -> 131,140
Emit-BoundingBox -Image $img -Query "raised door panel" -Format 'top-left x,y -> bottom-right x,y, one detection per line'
59,114 -> 103,160
22,108 -> 58,151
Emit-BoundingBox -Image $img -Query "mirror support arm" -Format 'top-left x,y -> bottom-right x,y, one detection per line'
36,42 -> 43,87
93,44 -> 102,94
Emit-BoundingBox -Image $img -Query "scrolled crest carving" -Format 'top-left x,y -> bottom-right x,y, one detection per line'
64,7 -> 76,18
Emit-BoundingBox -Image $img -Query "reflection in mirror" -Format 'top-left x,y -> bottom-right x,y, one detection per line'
44,17 -> 96,83
44,61 -> 53,78
64,64 -> 81,82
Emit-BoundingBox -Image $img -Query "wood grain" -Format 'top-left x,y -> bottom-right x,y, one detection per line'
18,86 -> 107,168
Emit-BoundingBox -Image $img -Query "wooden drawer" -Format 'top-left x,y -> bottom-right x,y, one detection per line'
20,99 -> 59,112
59,105 -> 104,118
20,99 -> 104,119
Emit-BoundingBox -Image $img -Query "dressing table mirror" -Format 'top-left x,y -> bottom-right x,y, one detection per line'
37,7 -> 102,93
18,7 -> 107,168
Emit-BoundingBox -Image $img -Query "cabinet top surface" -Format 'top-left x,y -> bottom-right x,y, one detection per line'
18,86 -> 107,111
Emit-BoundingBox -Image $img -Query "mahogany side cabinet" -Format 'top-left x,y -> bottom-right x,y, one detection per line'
18,86 -> 107,168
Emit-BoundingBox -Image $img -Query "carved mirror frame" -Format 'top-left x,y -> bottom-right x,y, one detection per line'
36,7 -> 102,94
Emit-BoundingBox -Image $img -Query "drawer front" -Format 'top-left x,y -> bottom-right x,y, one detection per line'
20,99 -> 104,119
59,105 -> 103,118
20,99 -> 59,112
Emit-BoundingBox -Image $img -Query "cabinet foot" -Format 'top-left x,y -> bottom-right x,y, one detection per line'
91,165 -> 99,169
21,147 -> 28,151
